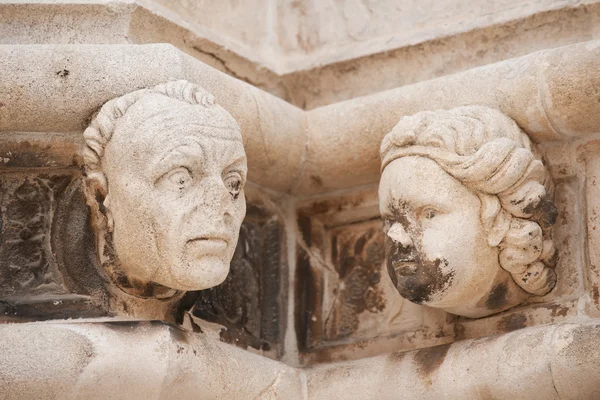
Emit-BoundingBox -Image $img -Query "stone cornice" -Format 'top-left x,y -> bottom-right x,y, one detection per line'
1,41 -> 599,195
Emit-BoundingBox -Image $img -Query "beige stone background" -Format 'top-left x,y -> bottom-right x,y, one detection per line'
1,1 -> 600,398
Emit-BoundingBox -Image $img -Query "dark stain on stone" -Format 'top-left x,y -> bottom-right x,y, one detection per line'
543,303 -> 569,318
523,193 -> 558,230
388,350 -> 407,364
51,178 -> 110,309
592,284 -> 600,306
454,322 -> 466,341
56,69 -> 70,78
104,320 -> 142,331
295,213 -> 314,351
219,327 -> 271,352
413,343 -> 451,379
0,297 -> 105,322
497,313 -> 528,332
173,291 -> 201,325
485,282 -> 508,309
387,250 -> 454,305
310,175 -> 323,187
191,321 -> 202,333
384,204 -> 454,305
165,323 -> 188,343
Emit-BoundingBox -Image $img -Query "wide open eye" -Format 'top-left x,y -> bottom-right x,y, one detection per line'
159,167 -> 192,191
223,173 -> 243,198
421,207 -> 438,220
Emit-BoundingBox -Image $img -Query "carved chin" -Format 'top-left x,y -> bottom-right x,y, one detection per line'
168,256 -> 231,291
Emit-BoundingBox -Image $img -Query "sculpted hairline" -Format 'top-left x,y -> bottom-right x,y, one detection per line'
82,80 -> 237,177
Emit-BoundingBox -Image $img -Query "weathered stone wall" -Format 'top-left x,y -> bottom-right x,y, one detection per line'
3,0 -> 599,107
1,2 -> 600,398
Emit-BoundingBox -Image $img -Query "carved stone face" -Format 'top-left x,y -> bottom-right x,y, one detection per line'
101,94 -> 247,291
379,156 -> 525,317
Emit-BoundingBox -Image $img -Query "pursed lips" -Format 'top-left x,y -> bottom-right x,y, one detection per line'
391,260 -> 418,276
187,233 -> 231,254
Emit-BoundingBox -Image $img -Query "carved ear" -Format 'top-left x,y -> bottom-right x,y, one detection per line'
82,171 -> 112,232
479,194 -> 511,247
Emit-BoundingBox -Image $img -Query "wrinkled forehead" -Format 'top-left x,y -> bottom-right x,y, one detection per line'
111,93 -> 243,147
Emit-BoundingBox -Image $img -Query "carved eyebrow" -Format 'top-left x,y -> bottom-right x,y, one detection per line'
157,141 -> 204,165
222,156 -> 248,182
152,142 -> 205,180
184,124 -> 242,141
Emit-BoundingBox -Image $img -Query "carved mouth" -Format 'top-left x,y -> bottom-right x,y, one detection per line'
187,235 -> 230,255
391,260 -> 418,277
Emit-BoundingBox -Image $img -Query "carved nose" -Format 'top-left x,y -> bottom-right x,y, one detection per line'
195,177 -> 234,218
387,223 -> 413,248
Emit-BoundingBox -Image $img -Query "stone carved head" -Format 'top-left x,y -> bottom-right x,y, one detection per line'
379,106 -> 557,318
82,80 -> 247,297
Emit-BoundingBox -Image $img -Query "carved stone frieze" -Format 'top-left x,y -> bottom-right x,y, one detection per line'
0,173 -> 72,297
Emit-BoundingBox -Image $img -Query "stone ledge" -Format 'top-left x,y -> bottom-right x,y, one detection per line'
2,1 -> 599,108
1,41 -> 599,195
308,320 -> 600,399
1,320 -> 599,399
0,320 -> 305,399
0,43 -> 306,195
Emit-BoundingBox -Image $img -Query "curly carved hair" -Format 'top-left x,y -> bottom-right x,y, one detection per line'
380,106 -> 557,296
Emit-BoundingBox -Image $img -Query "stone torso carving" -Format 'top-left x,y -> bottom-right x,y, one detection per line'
379,106 -> 557,318
82,80 -> 247,302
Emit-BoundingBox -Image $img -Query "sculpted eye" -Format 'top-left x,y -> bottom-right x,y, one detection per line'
224,173 -> 243,198
422,207 -> 438,220
160,167 -> 192,191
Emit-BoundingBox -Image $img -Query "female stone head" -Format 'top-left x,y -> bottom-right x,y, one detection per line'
82,80 -> 247,296
379,106 -> 557,318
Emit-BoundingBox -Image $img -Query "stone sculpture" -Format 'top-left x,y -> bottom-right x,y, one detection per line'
82,80 -> 247,298
379,106 -> 557,318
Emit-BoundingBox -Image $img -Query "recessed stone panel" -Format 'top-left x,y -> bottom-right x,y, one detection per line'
193,201 -> 287,357
295,186 -> 448,363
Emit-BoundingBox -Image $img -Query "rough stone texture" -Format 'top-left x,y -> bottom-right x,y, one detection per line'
0,169 -> 108,321
0,44 -> 306,194
81,81 -> 247,294
300,40 -> 600,195
281,1 -> 600,108
2,41 -> 598,196
274,0 -> 599,67
2,321 -> 600,399
0,321 -> 306,400
2,1 -> 599,107
2,3 -> 600,397
307,322 -> 600,399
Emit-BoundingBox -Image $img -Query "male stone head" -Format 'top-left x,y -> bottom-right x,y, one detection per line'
379,106 -> 557,318
82,80 -> 247,296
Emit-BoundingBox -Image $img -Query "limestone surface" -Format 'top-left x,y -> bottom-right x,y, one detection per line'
82,80 -> 248,295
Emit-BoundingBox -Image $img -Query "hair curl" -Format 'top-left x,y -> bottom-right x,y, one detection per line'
380,105 -> 557,296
